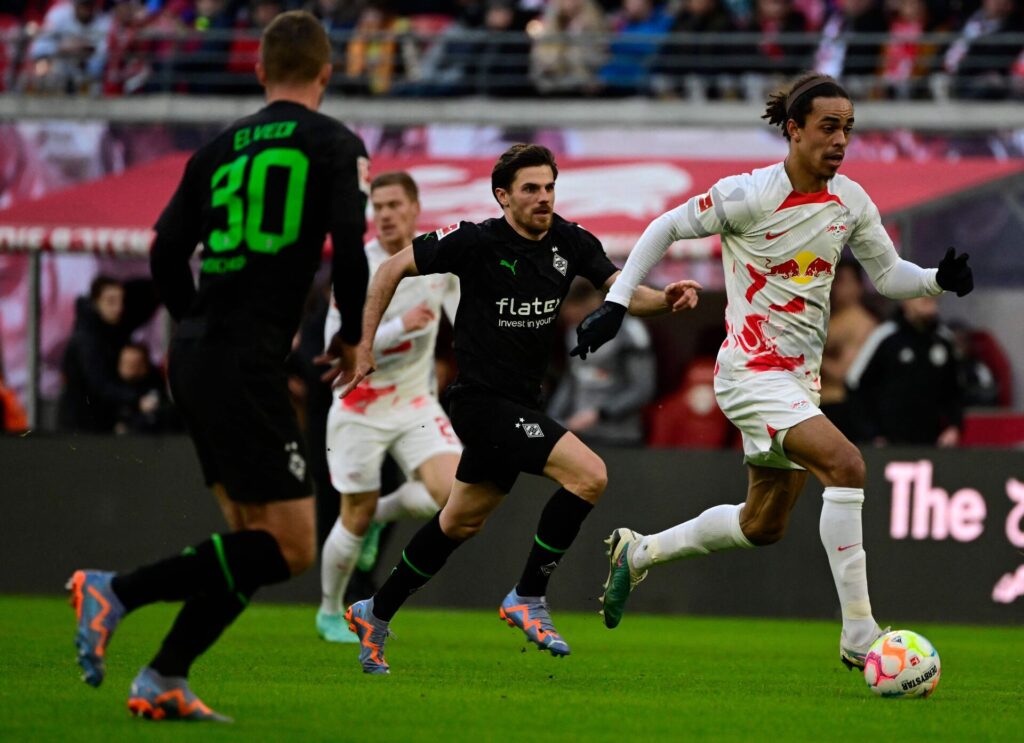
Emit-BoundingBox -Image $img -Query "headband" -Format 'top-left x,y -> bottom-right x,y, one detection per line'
785,79 -> 833,117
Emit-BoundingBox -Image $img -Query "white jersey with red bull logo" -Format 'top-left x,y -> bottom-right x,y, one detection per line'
325,239 -> 459,416
607,161 -> 942,392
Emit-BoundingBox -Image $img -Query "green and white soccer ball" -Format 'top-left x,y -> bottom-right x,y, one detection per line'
863,629 -> 941,698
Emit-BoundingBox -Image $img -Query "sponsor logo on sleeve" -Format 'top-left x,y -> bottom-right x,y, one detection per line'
435,223 -> 461,240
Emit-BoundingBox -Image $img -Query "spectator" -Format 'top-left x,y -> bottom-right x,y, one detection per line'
748,0 -> 811,74
651,0 -> 737,98
819,257 -> 877,438
470,0 -> 532,94
943,0 -> 1024,100
949,320 -> 1013,407
103,0 -> 151,95
646,325 -> 732,448
112,342 -> 176,434
306,0 -> 366,34
180,0 -> 234,93
813,0 -> 888,90
877,0 -> 944,99
530,0 -> 607,95
398,0 -> 531,96
226,0 -> 285,93
547,281 -> 656,446
58,275 -> 159,433
26,0 -> 113,94
343,1 -> 417,95
846,295 -> 963,446
0,334 -> 28,434
597,0 -> 673,95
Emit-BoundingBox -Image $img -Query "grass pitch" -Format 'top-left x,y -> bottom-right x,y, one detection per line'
0,596 -> 1020,742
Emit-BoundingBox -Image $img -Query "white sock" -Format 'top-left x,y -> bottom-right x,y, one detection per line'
374,481 -> 439,522
631,504 -> 753,571
820,487 -> 878,646
319,519 -> 363,615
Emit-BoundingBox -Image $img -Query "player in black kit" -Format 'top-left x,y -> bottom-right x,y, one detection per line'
66,11 -> 370,720
337,144 -> 702,674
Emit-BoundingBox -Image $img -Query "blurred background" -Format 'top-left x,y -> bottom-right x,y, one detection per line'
1,0 -> 1022,623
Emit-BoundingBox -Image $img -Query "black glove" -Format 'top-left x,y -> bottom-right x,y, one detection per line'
570,301 -> 627,360
936,248 -> 973,297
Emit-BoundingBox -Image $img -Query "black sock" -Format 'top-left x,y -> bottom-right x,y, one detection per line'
149,587 -> 256,678
372,513 -> 462,622
111,530 -> 290,612
516,488 -> 594,597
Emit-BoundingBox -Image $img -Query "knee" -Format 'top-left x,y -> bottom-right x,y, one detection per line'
739,508 -> 787,546
341,495 -> 377,535
439,511 -> 487,541
341,509 -> 373,536
426,483 -> 450,508
564,457 -> 608,504
279,534 -> 317,575
824,446 -> 865,488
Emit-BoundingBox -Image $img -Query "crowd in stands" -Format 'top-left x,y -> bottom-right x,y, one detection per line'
2,0 -> 1024,98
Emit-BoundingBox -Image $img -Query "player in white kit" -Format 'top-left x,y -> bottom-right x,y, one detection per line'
572,72 -> 975,668
316,172 -> 461,643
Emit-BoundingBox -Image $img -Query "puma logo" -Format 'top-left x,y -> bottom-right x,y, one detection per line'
500,259 -> 518,275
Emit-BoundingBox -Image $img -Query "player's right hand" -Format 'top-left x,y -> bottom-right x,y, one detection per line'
335,343 -> 376,398
402,303 -> 436,332
315,332 -> 372,388
665,279 -> 703,311
570,301 -> 627,360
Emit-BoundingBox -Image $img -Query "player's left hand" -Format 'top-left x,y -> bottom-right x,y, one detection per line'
665,279 -> 703,311
571,301 -> 627,360
936,248 -> 973,297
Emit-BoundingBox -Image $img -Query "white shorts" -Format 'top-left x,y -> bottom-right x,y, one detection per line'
714,372 -> 822,470
326,396 -> 462,493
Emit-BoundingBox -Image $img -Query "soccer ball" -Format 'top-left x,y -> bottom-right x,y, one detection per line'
863,630 -> 941,698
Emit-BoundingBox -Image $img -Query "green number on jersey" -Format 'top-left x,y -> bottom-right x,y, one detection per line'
208,147 -> 309,255
246,148 -> 309,253
209,155 -> 248,252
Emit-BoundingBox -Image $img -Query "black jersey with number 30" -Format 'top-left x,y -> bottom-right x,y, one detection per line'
152,100 -> 369,360
413,215 -> 617,406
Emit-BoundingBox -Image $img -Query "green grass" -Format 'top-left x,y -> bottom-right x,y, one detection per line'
1,596 -> 1021,742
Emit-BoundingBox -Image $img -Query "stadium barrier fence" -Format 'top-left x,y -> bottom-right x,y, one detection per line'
4,435 -> 1022,624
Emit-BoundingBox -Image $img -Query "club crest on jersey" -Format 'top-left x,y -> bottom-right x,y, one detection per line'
285,441 -> 306,482
826,218 -> 848,240
516,418 -> 544,438
552,253 -> 568,275
435,223 -> 461,240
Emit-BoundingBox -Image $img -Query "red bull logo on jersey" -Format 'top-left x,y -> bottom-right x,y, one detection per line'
762,251 -> 834,286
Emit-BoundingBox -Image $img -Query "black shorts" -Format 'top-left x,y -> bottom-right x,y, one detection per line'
168,332 -> 312,504
444,384 -> 567,494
